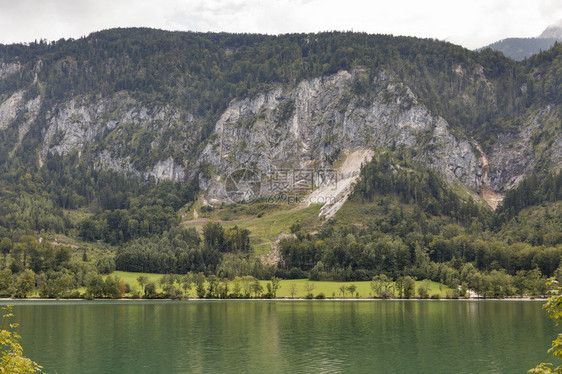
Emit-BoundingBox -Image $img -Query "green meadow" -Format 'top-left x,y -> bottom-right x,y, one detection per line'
108,271 -> 456,299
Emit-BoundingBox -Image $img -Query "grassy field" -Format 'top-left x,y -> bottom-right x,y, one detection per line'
273,279 -> 454,298
181,202 -> 323,254
224,204 -> 322,246
201,200 -> 299,221
38,231 -> 114,265
109,271 -> 456,299
110,271 -> 163,291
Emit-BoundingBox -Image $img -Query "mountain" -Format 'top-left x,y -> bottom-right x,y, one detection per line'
0,28 -> 560,295
481,21 -> 562,60
0,28 -> 561,235
482,37 -> 559,61
539,21 -> 562,39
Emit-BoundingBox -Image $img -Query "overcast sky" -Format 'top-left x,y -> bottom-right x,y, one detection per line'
0,0 -> 561,49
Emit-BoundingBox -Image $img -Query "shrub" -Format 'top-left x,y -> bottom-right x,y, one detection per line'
66,290 -> 82,299
446,290 -> 460,299
418,283 -> 430,299
380,289 -> 394,299
96,257 -> 116,274
168,287 -> 183,300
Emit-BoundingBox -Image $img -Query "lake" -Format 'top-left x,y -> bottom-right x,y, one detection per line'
2,300 -> 557,373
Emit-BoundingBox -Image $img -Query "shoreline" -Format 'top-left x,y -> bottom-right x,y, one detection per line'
0,297 -> 548,302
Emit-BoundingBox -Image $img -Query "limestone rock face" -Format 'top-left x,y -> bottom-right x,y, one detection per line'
0,88 -> 42,149
38,94 -> 194,181
198,70 -> 482,201
488,104 -> 562,193
0,90 -> 25,130
0,65 -> 557,206
0,62 -> 21,80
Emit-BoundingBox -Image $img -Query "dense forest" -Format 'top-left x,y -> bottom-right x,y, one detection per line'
0,29 -> 560,298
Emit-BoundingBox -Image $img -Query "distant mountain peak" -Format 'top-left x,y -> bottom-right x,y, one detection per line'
539,20 -> 562,39
480,19 -> 562,60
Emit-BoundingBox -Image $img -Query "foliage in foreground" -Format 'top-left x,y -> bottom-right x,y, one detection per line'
530,280 -> 562,373
0,306 -> 41,373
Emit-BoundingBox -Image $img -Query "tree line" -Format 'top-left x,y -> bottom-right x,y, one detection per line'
115,223 -> 252,275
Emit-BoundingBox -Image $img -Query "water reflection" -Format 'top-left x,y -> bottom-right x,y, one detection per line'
2,300 -> 555,374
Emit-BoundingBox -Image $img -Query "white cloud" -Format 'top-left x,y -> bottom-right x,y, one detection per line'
0,0 -> 559,49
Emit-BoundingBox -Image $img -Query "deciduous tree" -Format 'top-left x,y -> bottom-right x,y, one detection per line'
0,306 -> 42,372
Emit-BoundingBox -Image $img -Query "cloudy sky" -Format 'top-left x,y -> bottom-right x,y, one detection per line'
0,0 -> 561,49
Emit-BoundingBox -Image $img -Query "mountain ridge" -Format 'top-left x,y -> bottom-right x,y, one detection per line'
480,20 -> 562,60
0,28 -> 560,218
539,22 -> 562,39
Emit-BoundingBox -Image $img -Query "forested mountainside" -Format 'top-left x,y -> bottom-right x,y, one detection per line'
0,28 -> 560,298
1,29 -> 560,199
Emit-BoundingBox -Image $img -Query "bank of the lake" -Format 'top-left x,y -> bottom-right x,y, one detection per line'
0,296 -> 549,301
5,299 -> 557,373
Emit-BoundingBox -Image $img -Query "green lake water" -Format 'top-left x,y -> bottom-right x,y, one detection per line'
2,300 -> 556,373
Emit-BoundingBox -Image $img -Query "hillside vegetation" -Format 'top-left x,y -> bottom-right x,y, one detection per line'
0,29 -> 560,298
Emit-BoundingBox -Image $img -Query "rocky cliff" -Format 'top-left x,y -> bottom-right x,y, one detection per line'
197,70 -> 483,204
0,64 -> 558,209
0,29 -> 560,213
38,93 -> 195,181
